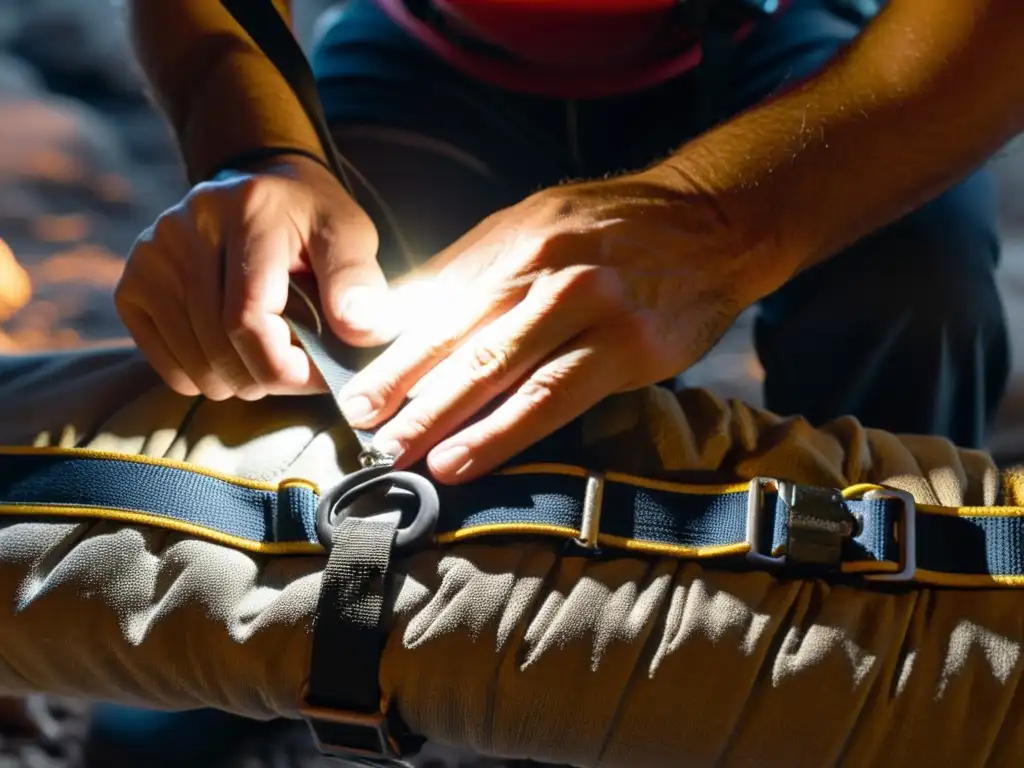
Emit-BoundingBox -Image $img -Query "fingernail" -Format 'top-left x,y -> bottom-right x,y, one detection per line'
337,286 -> 381,331
371,434 -> 405,461
429,444 -> 471,476
340,395 -> 375,424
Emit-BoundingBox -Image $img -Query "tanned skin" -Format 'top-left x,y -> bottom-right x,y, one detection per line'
121,0 -> 1024,483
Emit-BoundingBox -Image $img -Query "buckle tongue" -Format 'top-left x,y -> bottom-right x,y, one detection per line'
746,478 -> 857,571
783,483 -> 856,569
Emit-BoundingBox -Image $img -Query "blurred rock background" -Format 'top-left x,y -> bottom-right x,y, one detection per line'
0,0 -> 1023,765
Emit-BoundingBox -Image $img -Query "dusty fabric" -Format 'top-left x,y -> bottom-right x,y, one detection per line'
0,344 -> 1023,767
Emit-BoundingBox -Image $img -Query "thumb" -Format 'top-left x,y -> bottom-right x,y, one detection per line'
308,218 -> 394,346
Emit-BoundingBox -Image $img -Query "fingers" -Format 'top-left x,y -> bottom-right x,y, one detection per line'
337,276 -> 527,428
117,226 -> 231,400
116,300 -> 200,398
307,208 -> 392,347
222,223 -> 320,394
118,164 -> 387,400
425,329 -> 623,484
367,276 -> 601,467
180,225 -> 266,401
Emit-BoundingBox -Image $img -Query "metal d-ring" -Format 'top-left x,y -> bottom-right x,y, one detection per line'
316,464 -> 440,553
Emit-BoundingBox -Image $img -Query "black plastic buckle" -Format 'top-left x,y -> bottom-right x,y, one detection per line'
316,463 -> 440,554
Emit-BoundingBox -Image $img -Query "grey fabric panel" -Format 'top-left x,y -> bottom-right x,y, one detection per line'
0,520 -> 321,719
386,547 -> 1024,767
2,346 -> 1023,767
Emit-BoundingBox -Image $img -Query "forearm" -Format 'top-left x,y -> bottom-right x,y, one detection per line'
126,0 -> 328,183
652,0 -> 1024,294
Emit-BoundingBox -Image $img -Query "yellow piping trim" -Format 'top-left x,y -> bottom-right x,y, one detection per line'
597,533 -> 749,558
0,503 -> 324,555
497,463 -> 589,478
916,503 -> 1024,518
435,522 -> 580,543
278,478 -> 319,494
0,445 -> 321,495
841,483 -> 885,499
911,569 -> 1024,587
842,481 -> 1024,517
500,462 -> 754,496
841,560 -> 900,574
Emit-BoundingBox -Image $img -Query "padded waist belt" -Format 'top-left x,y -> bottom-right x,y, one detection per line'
7,447 -> 1024,589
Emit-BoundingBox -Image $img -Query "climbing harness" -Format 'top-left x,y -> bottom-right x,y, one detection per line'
3,1 -> 1024,766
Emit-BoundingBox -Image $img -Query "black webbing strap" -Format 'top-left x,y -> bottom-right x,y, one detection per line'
215,1 -> 420,763
303,518 -> 422,763
282,274 -> 386,453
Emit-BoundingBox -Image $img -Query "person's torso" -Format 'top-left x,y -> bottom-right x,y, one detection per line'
373,0 -> 791,98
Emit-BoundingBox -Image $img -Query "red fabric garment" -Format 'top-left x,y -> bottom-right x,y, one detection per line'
433,0 -> 679,69
374,0 -> 792,98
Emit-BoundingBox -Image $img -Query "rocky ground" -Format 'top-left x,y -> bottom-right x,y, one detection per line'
1,1 -> 1024,766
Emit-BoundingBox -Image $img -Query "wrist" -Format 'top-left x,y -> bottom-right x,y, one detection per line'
634,153 -> 799,303
209,146 -> 334,180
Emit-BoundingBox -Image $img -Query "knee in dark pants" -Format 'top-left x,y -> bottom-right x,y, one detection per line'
756,172 -> 1010,447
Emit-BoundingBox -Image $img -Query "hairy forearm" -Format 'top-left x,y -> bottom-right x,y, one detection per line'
125,0 -> 328,183
652,0 -> 1024,295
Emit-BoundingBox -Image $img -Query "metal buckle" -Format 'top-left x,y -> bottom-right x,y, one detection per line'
573,471 -> 606,550
299,685 -> 412,766
746,477 -> 857,571
860,487 -> 918,583
746,477 -> 787,567
315,463 -> 440,554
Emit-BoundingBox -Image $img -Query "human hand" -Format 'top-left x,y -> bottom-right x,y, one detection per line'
339,174 -> 775,483
115,154 -> 387,400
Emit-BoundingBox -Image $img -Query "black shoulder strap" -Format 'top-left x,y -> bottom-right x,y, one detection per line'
217,0 -> 386,464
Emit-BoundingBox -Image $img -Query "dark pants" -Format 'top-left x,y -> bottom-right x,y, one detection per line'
312,0 -> 1009,448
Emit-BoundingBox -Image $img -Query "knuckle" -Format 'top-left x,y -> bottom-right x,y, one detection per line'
210,355 -> 256,392
551,265 -> 626,310
467,341 -> 512,382
129,221 -> 159,251
187,179 -> 220,200
359,376 -> 400,413
188,175 -> 271,226
223,308 -> 262,345
112,284 -> 133,319
232,176 -> 263,208
230,174 -> 284,216
198,383 -> 233,402
518,369 -> 567,411
235,385 -> 268,402
114,258 -> 146,313
397,410 -> 434,442
423,334 -> 459,366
